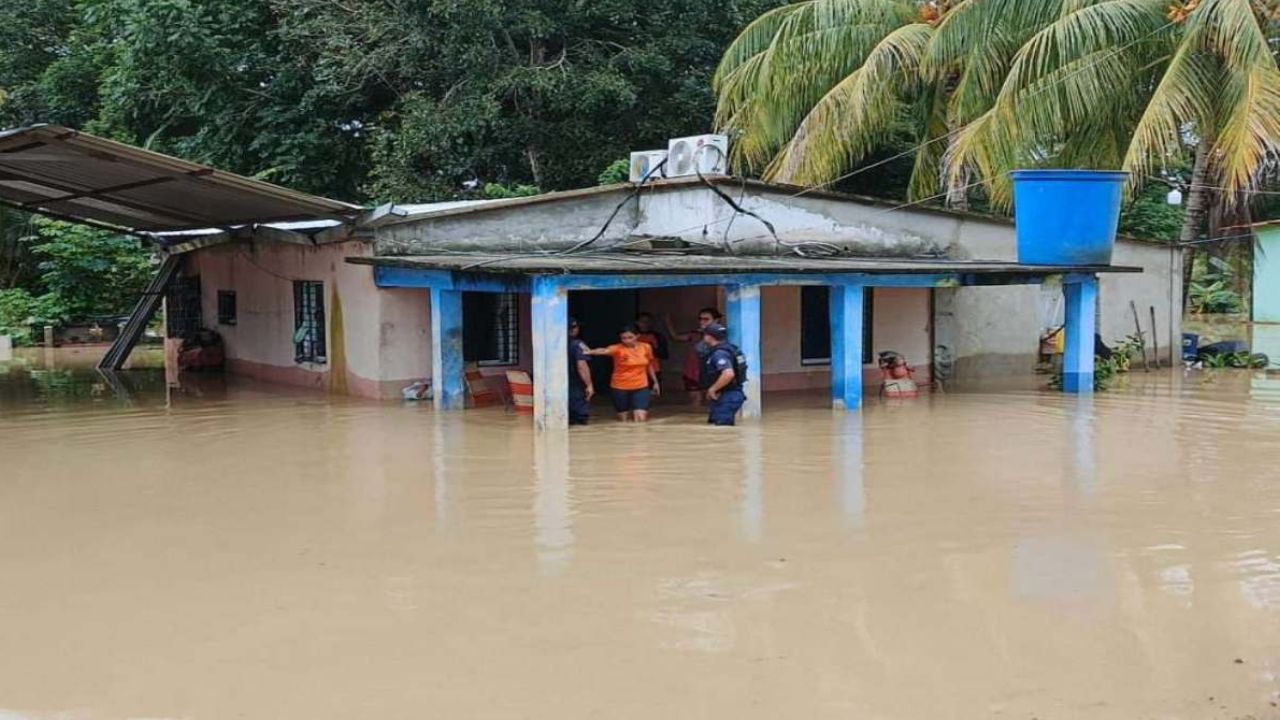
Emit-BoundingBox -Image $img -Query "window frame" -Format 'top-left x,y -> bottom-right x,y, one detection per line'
463,291 -> 520,367
293,280 -> 327,364
799,286 -> 874,366
216,290 -> 237,326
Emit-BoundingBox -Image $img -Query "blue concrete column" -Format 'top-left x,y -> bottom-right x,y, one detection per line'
1062,275 -> 1098,393
531,276 -> 569,431
829,283 -> 865,410
430,287 -> 465,411
726,283 -> 763,419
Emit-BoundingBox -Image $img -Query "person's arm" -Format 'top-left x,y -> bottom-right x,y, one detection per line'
576,359 -> 594,400
583,346 -> 613,357
648,364 -> 661,396
706,368 -> 735,400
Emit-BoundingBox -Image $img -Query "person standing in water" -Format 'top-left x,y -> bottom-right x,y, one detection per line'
701,323 -> 746,426
665,307 -> 723,405
633,312 -> 668,385
585,325 -> 660,422
567,318 -> 594,426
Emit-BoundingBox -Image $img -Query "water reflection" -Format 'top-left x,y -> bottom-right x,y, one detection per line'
834,413 -> 865,529
534,433 -> 574,573
1070,394 -> 1097,495
739,424 -> 764,543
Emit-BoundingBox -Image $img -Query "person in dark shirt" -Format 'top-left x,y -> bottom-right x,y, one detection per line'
568,318 -> 594,425
701,323 -> 746,426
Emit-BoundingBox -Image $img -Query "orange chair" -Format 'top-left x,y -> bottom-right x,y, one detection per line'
505,370 -> 534,416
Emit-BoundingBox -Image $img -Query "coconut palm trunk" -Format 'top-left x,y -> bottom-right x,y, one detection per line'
1179,138 -> 1213,311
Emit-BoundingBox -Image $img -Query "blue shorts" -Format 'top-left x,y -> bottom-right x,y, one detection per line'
611,387 -> 651,413
707,388 -> 745,426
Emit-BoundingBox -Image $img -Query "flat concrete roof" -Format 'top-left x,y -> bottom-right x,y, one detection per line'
349,252 -> 1142,276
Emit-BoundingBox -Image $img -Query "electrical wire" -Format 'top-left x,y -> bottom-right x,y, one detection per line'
1146,175 -> 1280,195
559,157 -> 667,256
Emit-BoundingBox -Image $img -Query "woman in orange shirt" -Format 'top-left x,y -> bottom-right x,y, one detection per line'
585,325 -> 660,422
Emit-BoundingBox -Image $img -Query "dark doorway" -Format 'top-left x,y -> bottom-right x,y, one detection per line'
165,274 -> 202,338
570,290 -> 638,391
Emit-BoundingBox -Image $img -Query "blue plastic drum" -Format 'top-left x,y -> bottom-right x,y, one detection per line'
1010,170 -> 1127,266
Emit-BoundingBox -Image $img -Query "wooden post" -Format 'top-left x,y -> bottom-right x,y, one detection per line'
829,283 -> 865,410
1063,276 -> 1098,393
531,276 -> 569,431
430,287 -> 466,411
726,283 -> 763,419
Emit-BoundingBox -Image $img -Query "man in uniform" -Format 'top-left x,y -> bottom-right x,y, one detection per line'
700,323 -> 746,426
568,318 -> 594,425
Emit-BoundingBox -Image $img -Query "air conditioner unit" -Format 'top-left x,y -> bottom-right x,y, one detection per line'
665,134 -> 729,178
629,151 -> 668,183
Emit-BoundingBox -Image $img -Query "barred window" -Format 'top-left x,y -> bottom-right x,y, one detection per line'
293,280 -> 326,364
463,292 -> 519,366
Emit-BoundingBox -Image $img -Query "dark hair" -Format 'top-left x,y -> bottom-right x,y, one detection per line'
698,307 -> 723,320
619,324 -> 639,335
635,312 -> 653,321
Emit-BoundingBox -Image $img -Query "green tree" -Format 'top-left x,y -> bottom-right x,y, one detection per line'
27,219 -> 154,321
714,0 -> 1280,245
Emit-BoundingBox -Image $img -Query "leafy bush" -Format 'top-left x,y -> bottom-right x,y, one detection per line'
597,159 -> 630,186
1189,274 -> 1245,314
481,183 -> 540,199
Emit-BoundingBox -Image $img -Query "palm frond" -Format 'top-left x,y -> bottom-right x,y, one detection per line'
766,22 -> 934,184
1211,62 -> 1280,196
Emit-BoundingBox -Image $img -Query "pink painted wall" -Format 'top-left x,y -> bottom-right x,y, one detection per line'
641,285 -> 932,392
185,241 -> 431,399
182,243 -> 931,401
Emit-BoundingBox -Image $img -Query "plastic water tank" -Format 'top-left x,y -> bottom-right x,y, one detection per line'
1010,169 -> 1127,266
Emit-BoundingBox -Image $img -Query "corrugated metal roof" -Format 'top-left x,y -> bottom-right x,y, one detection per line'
0,124 -> 361,233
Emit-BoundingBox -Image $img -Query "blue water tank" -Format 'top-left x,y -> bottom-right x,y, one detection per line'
1010,170 -> 1127,266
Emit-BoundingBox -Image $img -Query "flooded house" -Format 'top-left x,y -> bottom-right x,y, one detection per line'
0,126 -> 1181,428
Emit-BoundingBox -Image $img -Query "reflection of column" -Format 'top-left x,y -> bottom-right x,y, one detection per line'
431,419 -> 454,532
533,433 -> 574,573
1062,275 -> 1098,393
430,288 -> 465,410
531,277 -> 569,431
740,424 -> 764,542
726,283 -> 762,419
829,283 -> 865,410
835,414 -> 866,529
1070,394 -> 1097,496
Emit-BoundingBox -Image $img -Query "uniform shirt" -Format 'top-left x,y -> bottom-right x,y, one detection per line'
703,345 -> 738,389
606,343 -> 654,391
568,338 -> 589,390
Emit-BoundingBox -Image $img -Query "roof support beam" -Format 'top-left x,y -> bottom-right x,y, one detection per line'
18,168 -> 214,208
0,168 -> 216,226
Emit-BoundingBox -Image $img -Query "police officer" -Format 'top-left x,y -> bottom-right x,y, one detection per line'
568,318 -> 594,425
701,323 -> 746,426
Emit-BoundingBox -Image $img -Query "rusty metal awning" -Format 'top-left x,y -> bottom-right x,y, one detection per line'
0,124 -> 361,233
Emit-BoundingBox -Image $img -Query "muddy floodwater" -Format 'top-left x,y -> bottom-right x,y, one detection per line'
3,350 -> 1280,719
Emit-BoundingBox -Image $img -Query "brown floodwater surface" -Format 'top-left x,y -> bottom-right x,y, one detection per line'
3,350 -> 1280,719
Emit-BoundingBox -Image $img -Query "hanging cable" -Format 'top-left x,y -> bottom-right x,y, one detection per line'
560,157 -> 667,255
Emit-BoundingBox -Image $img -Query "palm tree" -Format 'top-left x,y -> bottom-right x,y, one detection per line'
714,0 -> 1280,247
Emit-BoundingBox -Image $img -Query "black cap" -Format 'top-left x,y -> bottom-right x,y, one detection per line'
703,323 -> 728,340
569,317 -> 580,327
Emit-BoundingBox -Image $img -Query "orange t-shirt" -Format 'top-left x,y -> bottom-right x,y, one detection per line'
607,343 -> 654,391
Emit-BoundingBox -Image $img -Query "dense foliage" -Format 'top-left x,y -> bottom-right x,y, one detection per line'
0,217 -> 153,344
1,0 -> 780,203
